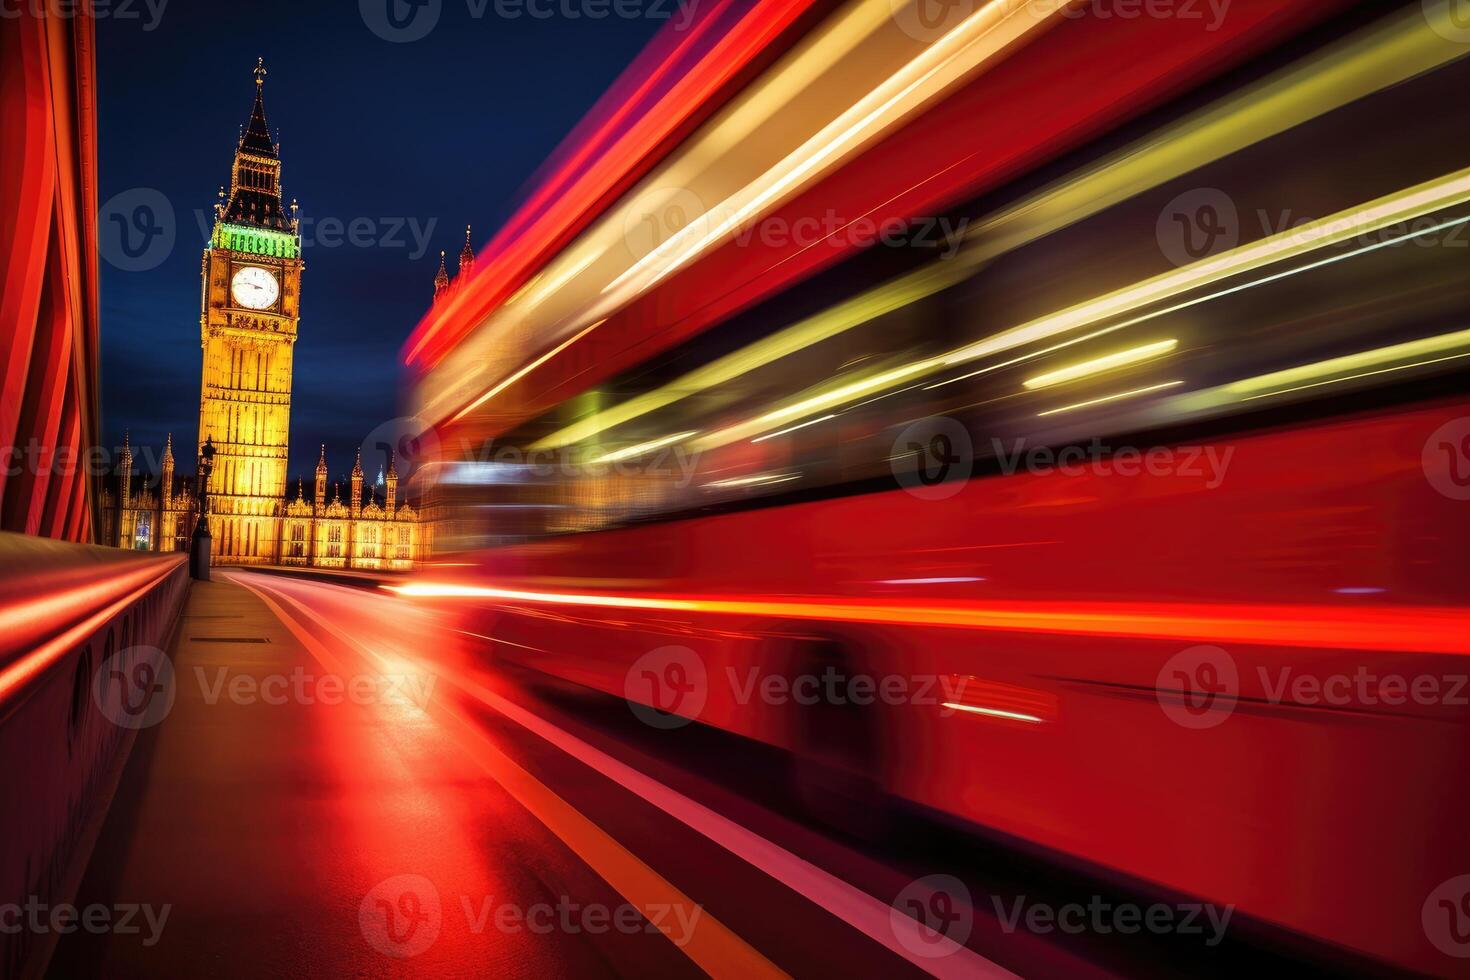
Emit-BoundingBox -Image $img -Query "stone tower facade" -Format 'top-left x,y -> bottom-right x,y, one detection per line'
103,60 -> 425,568
197,59 -> 303,565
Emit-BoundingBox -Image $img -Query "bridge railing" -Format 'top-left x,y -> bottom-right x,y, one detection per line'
0,532 -> 189,978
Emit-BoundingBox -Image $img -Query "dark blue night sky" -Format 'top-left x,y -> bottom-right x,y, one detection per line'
96,0 -> 665,486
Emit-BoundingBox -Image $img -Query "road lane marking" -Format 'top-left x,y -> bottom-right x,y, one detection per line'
228,572 -> 786,980
238,572 -> 1019,979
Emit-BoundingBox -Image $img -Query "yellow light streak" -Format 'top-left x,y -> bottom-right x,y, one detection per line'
531,263 -> 965,450
1023,339 -> 1178,390
694,360 -> 940,450
421,4 -> 1466,431
750,415 -> 838,443
945,170 -> 1470,370
925,324 -> 1131,390
703,472 -> 802,489
942,703 -> 1045,724
592,430 -> 697,465
512,251 -> 597,312
1036,381 -> 1183,418
450,320 -> 603,424
1227,327 -> 1470,399
955,3 -> 1470,265
603,0 -> 1069,296
690,172 -> 1470,447
1239,353 -> 1470,403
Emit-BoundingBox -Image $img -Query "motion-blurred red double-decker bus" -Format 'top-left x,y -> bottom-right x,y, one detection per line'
402,1 -> 1470,971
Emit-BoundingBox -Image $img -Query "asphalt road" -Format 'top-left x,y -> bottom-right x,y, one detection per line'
43,571 -> 1350,979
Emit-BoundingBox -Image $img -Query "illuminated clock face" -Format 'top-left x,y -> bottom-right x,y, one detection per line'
231,266 -> 279,310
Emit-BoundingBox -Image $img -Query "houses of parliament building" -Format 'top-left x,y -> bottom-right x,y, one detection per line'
101,62 -> 428,570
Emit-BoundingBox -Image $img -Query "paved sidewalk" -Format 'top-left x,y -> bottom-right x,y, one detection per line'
46,577 -> 693,979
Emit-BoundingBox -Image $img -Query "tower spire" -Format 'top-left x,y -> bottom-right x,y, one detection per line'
240,60 -> 276,158
350,450 -> 364,519
385,450 -> 399,516
119,432 -> 133,505
220,59 -> 290,234
314,445 -> 328,509
161,433 -> 175,509
434,250 -> 450,299
459,224 -> 475,278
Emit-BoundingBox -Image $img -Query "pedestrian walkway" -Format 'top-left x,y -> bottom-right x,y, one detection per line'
45,577 -> 703,979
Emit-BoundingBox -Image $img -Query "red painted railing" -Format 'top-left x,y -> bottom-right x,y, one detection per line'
0,534 -> 188,977
0,3 -> 101,543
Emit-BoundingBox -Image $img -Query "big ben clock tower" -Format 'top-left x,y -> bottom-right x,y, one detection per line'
198,59 -> 301,564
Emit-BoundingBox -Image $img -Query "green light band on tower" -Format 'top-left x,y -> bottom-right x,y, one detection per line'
214,223 -> 300,258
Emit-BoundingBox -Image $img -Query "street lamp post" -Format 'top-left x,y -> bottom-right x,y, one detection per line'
190,436 -> 217,581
